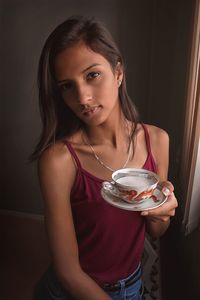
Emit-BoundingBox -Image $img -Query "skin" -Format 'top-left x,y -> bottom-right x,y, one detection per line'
38,41 -> 178,299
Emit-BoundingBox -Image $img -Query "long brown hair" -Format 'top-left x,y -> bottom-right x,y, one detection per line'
31,16 -> 140,160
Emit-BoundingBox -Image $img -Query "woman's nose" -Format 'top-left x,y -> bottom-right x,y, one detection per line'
76,83 -> 92,104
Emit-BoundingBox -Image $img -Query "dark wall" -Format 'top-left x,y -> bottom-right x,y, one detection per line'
1,0 -> 153,214
2,1 -> 200,299
118,1 -> 154,120
1,0 -> 122,213
118,0 -> 194,186
0,0 -> 194,216
146,0 -> 194,184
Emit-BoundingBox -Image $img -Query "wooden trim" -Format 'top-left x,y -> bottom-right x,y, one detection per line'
181,0 -> 200,227
183,74 -> 200,226
0,209 -> 44,220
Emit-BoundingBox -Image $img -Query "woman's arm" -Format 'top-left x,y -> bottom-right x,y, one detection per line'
38,143 -> 111,300
142,126 -> 178,238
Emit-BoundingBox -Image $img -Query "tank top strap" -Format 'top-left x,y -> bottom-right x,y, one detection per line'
63,140 -> 82,169
141,123 -> 152,155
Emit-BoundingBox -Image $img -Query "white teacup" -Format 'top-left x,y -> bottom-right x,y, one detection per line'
102,168 -> 159,203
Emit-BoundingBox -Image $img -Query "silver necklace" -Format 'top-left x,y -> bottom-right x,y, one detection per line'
82,130 -> 133,172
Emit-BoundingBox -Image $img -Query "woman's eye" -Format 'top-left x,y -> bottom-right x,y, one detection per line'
87,72 -> 100,80
58,82 -> 73,91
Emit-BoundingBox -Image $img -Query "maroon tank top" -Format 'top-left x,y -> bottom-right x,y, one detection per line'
64,124 -> 157,284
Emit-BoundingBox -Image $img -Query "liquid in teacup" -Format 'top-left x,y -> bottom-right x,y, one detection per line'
116,175 -> 150,189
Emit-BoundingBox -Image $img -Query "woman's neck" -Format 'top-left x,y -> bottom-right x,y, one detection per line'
83,115 -> 133,150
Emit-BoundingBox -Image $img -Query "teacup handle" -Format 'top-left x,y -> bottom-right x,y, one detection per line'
102,181 -> 115,191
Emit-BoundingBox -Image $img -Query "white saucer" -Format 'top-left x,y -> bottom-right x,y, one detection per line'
101,185 -> 167,211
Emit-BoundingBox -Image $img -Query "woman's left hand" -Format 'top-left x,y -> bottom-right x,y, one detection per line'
141,181 -> 178,223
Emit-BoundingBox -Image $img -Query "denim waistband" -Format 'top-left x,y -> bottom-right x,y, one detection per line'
102,263 -> 141,292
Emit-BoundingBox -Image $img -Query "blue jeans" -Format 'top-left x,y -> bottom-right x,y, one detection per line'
34,265 -> 142,300
106,265 -> 142,300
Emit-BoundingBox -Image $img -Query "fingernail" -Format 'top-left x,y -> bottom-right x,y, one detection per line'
141,211 -> 148,216
162,187 -> 170,196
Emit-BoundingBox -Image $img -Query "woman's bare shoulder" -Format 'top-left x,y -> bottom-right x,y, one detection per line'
38,141 -> 76,188
144,123 -> 169,145
39,129 -> 82,162
144,124 -> 169,171
38,142 -> 71,168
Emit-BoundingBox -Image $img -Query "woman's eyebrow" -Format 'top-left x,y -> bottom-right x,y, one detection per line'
81,63 -> 101,73
57,79 -> 70,85
57,63 -> 101,84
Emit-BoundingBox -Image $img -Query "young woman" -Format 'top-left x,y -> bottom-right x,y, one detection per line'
32,16 -> 178,300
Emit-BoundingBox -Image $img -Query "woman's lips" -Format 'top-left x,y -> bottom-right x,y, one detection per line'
82,106 -> 101,117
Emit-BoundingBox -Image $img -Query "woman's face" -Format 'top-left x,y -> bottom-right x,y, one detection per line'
54,41 -> 123,126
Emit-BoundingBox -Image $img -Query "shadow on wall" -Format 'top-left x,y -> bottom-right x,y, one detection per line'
0,210 -> 50,300
1,0 -> 122,214
1,0 -> 194,215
